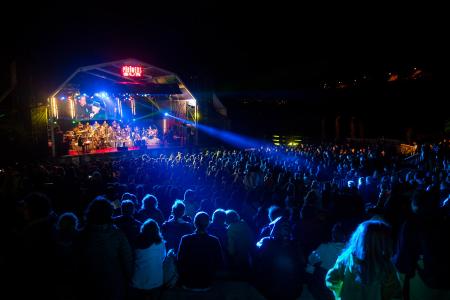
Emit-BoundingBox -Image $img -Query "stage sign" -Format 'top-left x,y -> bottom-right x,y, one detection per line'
122,65 -> 143,77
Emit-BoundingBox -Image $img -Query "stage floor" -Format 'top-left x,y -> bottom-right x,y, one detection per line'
68,146 -> 139,156
66,144 -> 183,157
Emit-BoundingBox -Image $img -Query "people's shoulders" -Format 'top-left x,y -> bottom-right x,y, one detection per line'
182,222 -> 194,232
207,233 -> 221,244
179,232 -> 196,242
209,225 -> 227,236
136,241 -> 166,254
163,219 -> 190,227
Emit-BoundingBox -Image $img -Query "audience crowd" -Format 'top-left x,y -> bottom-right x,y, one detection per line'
1,141 -> 449,300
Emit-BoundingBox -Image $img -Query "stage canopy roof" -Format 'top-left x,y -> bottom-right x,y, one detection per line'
49,58 -> 196,102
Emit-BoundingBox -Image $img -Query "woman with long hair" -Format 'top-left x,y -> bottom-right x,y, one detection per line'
131,219 -> 166,300
136,194 -> 165,226
326,220 -> 401,300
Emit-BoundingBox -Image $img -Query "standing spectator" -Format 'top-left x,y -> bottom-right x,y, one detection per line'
394,190 -> 450,300
54,212 -> 80,299
18,193 -> 57,299
136,194 -> 164,226
258,205 -> 284,240
177,212 -> 223,290
76,196 -> 133,300
255,217 -> 305,300
161,200 -> 193,252
183,189 -> 198,219
208,208 -> 228,250
113,200 -> 142,247
226,209 -> 255,278
326,220 -> 401,300
131,219 -> 166,300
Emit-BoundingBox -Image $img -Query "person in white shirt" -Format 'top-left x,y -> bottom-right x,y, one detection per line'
131,219 -> 166,299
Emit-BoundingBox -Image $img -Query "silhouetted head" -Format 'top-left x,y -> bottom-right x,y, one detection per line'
171,200 -> 186,219
141,194 -> 158,210
121,200 -> 135,216
225,210 -> 240,225
121,192 -> 137,204
212,209 -> 226,225
85,196 -> 113,225
194,212 -> 210,232
56,212 -> 79,234
136,219 -> 163,249
184,189 -> 195,203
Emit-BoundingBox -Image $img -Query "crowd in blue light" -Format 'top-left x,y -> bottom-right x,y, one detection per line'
1,142 -> 450,299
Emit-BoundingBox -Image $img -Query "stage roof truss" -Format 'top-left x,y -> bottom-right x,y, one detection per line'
49,58 -> 194,100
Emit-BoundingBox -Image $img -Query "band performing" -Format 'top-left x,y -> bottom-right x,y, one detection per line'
65,121 -> 161,153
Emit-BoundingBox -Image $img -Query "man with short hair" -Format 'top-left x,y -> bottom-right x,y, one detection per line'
113,200 -> 142,247
76,95 -> 90,120
177,212 -> 224,290
161,200 -> 193,252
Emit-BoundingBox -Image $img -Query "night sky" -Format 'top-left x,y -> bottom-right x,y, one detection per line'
0,3 -> 444,141
2,3 -> 439,97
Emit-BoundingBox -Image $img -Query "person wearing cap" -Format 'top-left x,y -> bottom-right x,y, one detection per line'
90,101 -> 106,120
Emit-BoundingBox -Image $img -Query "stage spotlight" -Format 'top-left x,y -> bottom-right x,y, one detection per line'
132,118 -> 136,122
164,112 -> 169,116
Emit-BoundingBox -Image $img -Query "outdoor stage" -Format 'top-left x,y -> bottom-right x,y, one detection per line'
48,58 -> 198,158
68,146 -> 141,156
62,144 -> 188,160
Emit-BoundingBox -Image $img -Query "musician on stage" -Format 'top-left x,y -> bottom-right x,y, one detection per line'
107,125 -> 115,147
90,101 -> 106,120
75,95 -> 90,120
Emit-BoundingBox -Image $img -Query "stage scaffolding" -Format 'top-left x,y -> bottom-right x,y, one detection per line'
47,58 -> 198,157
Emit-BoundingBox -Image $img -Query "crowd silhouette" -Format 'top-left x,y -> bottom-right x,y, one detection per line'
1,142 -> 449,300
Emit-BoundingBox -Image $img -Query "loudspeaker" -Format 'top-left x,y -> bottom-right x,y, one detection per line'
117,146 -> 128,152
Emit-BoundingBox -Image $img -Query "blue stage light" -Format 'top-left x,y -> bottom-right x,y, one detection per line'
164,112 -> 169,116
165,113 -> 270,149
